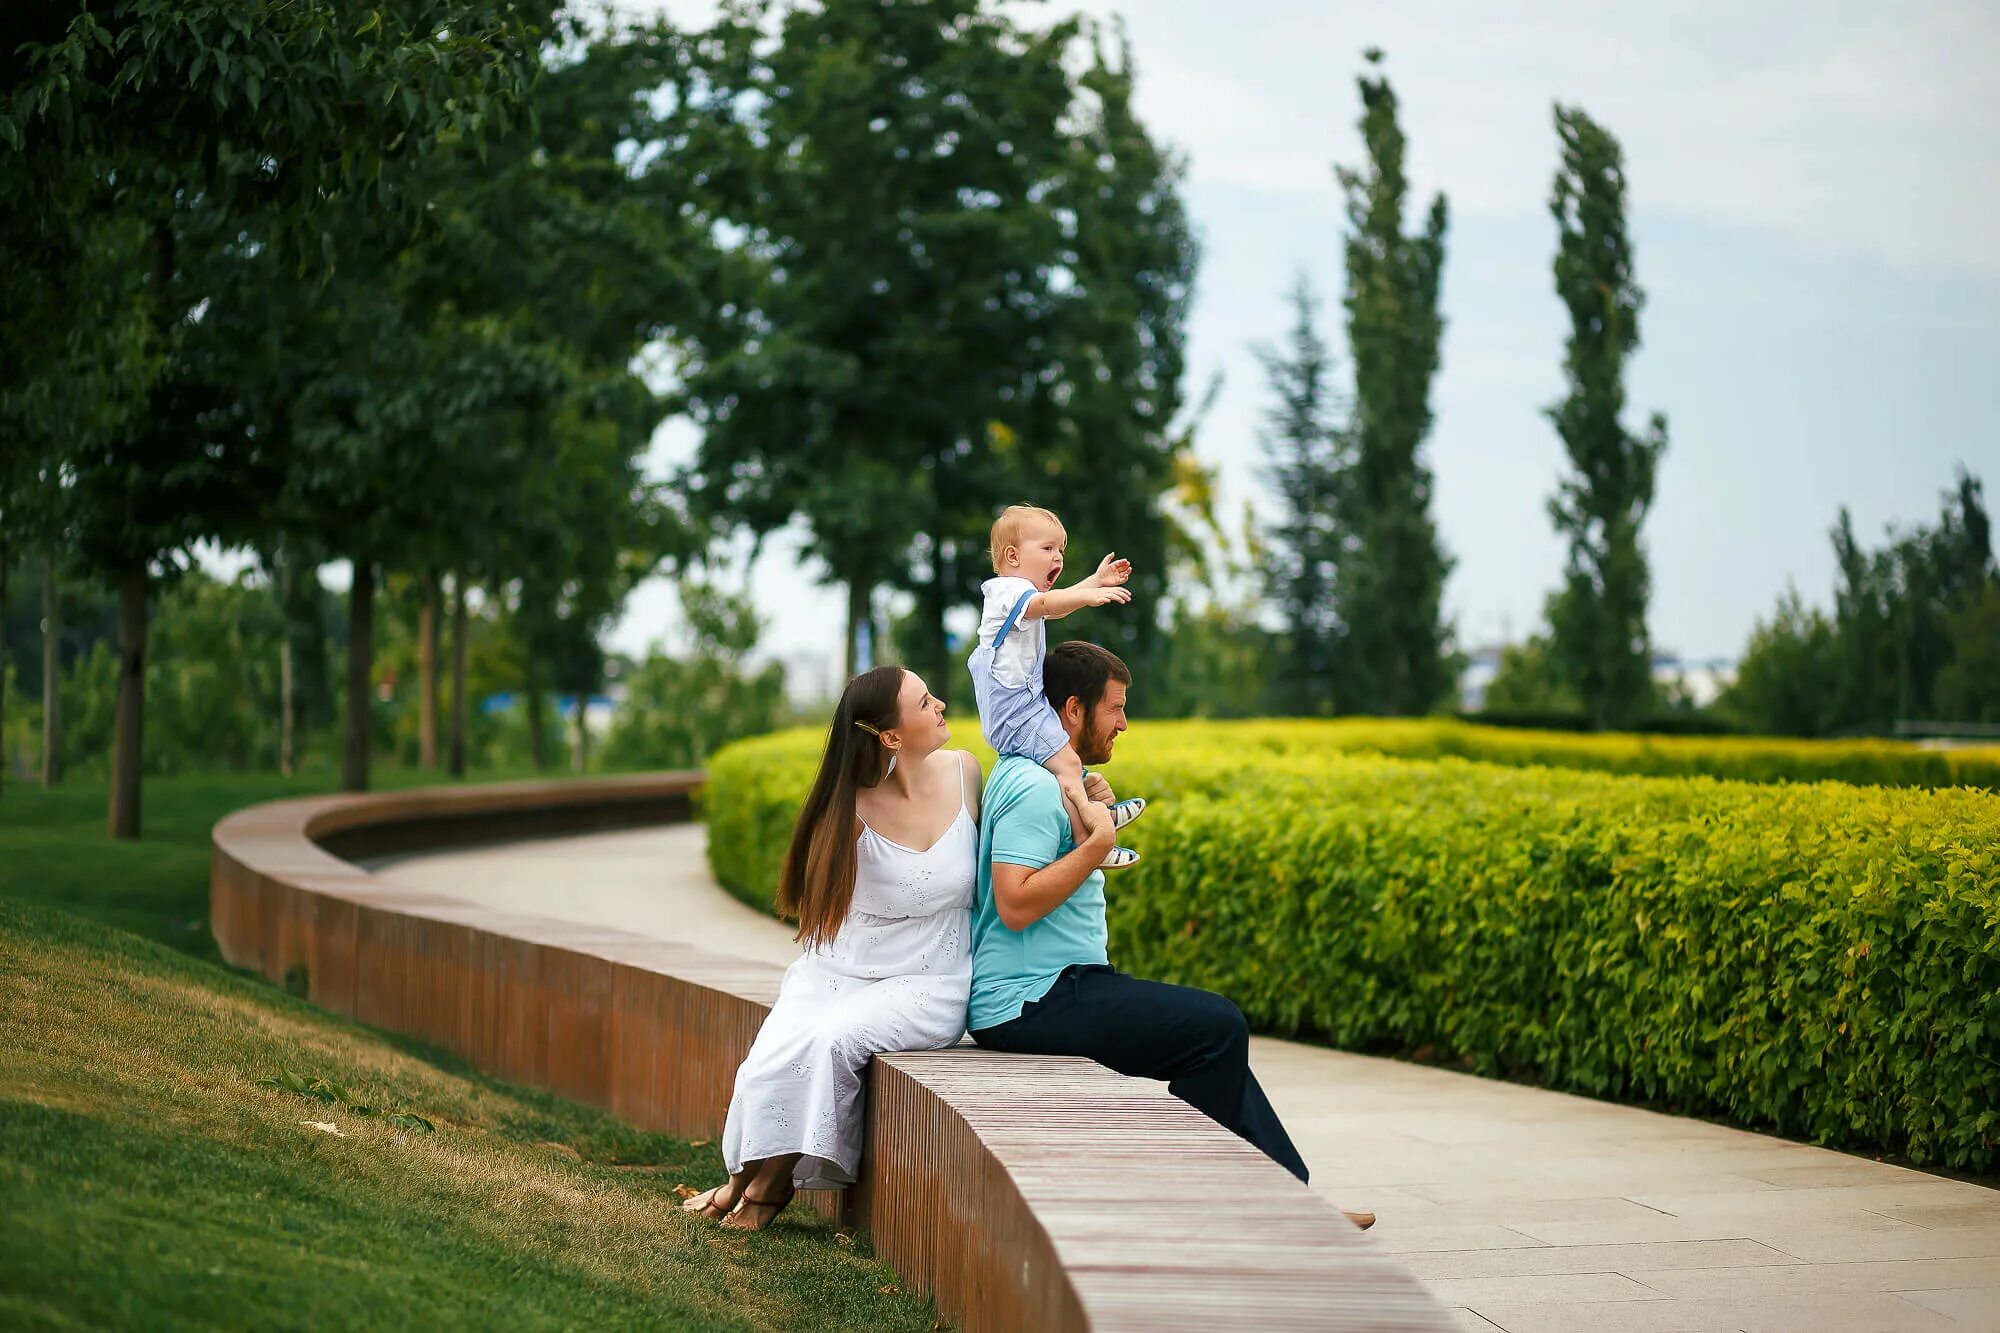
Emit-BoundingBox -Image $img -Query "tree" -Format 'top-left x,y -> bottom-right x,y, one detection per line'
1255,275 -> 1346,714
1481,632 -> 1579,715
1828,466 -> 1992,731
1333,49 -> 1453,716
1013,32 -> 1196,688
1716,587 -> 1839,736
671,4 -> 1191,703
600,580 -> 788,771
1733,465 -> 1992,736
1542,105 -> 1668,730
4,0 -> 545,830
1934,581 -> 2000,723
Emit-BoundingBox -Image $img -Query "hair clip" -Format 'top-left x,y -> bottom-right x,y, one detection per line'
854,719 -> 882,737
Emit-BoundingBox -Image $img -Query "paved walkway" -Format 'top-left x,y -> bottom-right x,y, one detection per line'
372,825 -> 2000,1332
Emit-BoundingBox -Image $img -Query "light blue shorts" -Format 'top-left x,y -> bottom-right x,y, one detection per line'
968,644 -> 1070,764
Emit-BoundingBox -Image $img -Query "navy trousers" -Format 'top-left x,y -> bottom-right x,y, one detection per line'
970,964 -> 1310,1183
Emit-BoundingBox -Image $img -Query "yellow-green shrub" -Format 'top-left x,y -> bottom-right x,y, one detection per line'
706,722 -> 2000,1170
1127,717 -> 1999,789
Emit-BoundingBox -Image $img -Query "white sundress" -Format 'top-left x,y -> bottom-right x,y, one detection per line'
719,758 -> 977,1191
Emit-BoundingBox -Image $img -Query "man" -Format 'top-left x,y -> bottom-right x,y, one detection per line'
968,641 -> 1373,1228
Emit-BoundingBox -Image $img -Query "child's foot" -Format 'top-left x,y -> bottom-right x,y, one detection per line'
1109,797 -> 1146,830
1099,845 -> 1141,870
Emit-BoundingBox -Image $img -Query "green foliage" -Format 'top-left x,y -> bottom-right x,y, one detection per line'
1934,580 -> 2000,723
670,2 -> 1193,700
706,721 -> 2000,1170
1481,633 -> 1580,714
1333,51 -> 1454,715
1544,105 -> 1666,731
1730,466 -> 1994,736
600,581 -> 788,772
1112,758 -> 1999,1173
1255,276 -> 1345,714
1717,587 -> 1842,737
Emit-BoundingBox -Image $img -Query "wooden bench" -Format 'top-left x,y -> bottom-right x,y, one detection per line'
211,774 -> 1452,1331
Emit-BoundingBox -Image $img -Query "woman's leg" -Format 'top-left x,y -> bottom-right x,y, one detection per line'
720,1153 -> 803,1230
682,1165 -> 753,1219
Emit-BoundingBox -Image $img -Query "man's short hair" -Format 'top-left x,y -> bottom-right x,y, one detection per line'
1043,640 -> 1131,720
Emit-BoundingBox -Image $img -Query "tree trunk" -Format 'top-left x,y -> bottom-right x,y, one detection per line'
108,562 -> 146,837
448,572 -> 468,778
0,544 -> 8,796
922,535 -> 952,711
278,633 -> 294,777
276,547 -> 295,777
526,666 -> 548,772
570,695 -> 588,775
41,552 -> 62,786
418,569 -> 440,769
342,559 -> 373,792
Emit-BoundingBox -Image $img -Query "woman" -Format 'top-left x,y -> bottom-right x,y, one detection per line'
684,665 -> 980,1230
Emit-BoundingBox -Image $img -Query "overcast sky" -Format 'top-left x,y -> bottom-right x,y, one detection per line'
606,0 -> 2000,677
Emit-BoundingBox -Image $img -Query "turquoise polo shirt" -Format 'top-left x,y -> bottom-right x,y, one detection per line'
969,755 -> 1109,1031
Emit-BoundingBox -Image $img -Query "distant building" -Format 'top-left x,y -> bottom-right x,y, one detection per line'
1457,644 -> 1506,711
481,689 -> 622,735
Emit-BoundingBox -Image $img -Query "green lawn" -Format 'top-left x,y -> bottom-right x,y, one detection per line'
0,773 -> 937,1331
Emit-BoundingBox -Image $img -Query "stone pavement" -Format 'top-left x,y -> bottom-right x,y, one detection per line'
371,824 -> 2000,1332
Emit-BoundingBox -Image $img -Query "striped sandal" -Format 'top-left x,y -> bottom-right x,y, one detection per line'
1099,845 -> 1141,870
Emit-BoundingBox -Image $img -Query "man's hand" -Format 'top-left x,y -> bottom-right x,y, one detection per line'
1077,796 -> 1114,848
1082,772 -> 1114,805
1084,552 -> 1133,588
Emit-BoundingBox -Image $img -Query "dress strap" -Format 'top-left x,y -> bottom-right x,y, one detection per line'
954,750 -> 974,820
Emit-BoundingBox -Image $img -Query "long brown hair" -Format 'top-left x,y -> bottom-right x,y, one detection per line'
776,665 -> 906,949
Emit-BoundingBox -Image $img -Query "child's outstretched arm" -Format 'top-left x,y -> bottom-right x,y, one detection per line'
1027,554 -> 1135,622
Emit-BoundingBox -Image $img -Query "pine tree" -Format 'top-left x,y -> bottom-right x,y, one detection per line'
1544,105 -> 1667,730
1334,50 -> 1453,716
1255,275 -> 1346,713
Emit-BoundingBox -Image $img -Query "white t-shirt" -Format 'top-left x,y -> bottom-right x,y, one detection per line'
977,576 -> 1043,690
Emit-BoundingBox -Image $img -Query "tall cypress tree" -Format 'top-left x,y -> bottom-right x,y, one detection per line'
1256,274 -> 1345,714
1334,50 -> 1452,716
1544,105 -> 1667,729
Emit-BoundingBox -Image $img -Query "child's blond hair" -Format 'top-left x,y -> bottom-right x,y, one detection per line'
989,504 -> 1065,573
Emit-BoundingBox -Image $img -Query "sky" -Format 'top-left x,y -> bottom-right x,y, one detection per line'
601,0 -> 2000,682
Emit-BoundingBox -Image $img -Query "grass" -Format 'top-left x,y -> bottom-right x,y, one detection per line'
0,772 -> 938,1331
0,766 -> 570,965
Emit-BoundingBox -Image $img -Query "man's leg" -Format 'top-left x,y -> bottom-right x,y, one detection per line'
973,965 -> 1308,1183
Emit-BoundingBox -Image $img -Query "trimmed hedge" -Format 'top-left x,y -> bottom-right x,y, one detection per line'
1151,717 -> 2000,790
705,722 -> 2000,1171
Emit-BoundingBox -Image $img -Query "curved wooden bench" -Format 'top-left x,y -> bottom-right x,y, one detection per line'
212,775 -> 1451,1331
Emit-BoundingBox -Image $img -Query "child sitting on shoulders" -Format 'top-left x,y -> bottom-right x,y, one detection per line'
968,504 -> 1147,869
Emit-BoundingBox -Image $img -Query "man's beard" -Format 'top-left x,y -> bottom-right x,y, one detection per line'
1076,719 -> 1115,767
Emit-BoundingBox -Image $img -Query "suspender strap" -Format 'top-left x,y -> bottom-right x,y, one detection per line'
994,588 -> 1036,648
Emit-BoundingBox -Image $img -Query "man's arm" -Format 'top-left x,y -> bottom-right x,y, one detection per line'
992,800 -> 1114,932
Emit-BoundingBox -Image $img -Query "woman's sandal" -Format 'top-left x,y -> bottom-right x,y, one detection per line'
681,1184 -> 737,1221
720,1184 -> 795,1232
